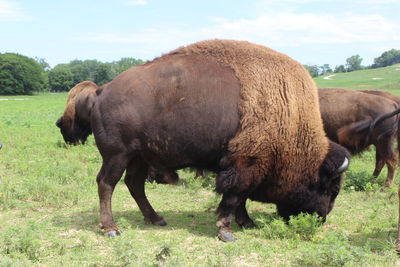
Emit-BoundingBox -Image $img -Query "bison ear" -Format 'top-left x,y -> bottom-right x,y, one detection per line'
75,91 -> 96,123
321,140 -> 350,177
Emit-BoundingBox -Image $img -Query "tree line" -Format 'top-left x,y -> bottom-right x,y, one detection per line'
1,48 -> 400,95
304,49 -> 400,78
0,54 -> 143,95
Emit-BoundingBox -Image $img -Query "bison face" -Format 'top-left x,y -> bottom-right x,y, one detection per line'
277,141 -> 349,221
56,115 -> 91,145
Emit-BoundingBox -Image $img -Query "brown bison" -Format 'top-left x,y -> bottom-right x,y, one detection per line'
56,80 -> 98,145
57,40 -> 349,241
319,88 -> 400,187
359,90 -> 400,154
358,90 -> 400,252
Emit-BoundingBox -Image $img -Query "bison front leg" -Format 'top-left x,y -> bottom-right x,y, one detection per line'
396,187 -> 400,252
216,193 -> 245,242
216,155 -> 262,241
124,160 -> 166,226
235,199 -> 256,228
97,155 -> 127,237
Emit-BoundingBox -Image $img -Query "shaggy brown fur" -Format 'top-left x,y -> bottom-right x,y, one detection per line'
319,88 -> 399,186
171,40 -> 328,194
64,81 -> 98,119
62,40 -> 349,241
56,81 -> 98,144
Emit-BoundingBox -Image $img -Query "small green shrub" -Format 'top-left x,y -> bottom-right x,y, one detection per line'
343,170 -> 379,191
257,213 -> 323,240
288,213 -> 323,240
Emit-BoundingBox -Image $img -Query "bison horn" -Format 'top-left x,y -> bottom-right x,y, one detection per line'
336,157 -> 349,174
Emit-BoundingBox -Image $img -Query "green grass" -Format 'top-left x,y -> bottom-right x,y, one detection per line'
315,63 -> 400,93
1,93 -> 400,266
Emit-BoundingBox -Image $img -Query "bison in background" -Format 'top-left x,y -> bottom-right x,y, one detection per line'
319,88 -> 400,187
57,40 -> 349,242
359,90 -> 400,155
56,81 -> 98,145
357,89 -> 400,252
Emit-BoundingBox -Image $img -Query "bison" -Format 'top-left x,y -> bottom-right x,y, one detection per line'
357,90 -> 400,252
55,80 -> 98,145
57,40 -> 349,241
319,88 -> 400,187
359,90 -> 400,155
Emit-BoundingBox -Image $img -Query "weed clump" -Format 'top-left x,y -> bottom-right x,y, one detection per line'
0,222 -> 42,261
343,170 -> 379,191
257,213 -> 323,241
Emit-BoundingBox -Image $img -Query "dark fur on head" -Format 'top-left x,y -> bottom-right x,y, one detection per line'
236,140 -> 350,221
56,81 -> 98,145
275,141 -> 349,221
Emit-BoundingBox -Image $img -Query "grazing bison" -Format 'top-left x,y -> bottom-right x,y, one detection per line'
319,88 -> 400,187
57,40 -> 349,241
56,81 -> 98,145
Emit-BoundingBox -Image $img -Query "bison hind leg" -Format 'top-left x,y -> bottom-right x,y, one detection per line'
124,159 -> 167,226
97,154 -> 128,236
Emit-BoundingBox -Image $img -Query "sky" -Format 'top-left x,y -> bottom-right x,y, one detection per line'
1,0 -> 399,68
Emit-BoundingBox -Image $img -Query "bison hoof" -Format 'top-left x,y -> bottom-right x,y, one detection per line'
105,230 -> 122,237
218,230 -> 236,242
156,219 -> 168,226
239,221 -> 257,229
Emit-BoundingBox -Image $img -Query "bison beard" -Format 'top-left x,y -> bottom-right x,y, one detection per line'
56,40 -> 350,241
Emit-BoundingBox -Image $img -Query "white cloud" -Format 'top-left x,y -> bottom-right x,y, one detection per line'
0,0 -> 28,21
126,0 -> 148,6
78,11 -> 400,47
205,12 -> 400,46
357,0 -> 399,4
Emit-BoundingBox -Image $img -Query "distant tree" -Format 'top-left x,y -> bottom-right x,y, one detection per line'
110,57 -> 144,78
372,49 -> 400,68
35,57 -> 50,71
70,64 -> 90,84
81,59 -> 101,81
0,53 -> 46,95
319,64 -> 332,75
346,55 -> 363,72
94,63 -> 112,85
334,65 -> 346,73
48,64 -> 74,92
304,64 -> 320,77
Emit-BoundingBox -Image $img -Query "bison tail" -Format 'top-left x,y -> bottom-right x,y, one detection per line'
337,120 -> 372,154
369,107 -> 400,137
398,130 -> 400,155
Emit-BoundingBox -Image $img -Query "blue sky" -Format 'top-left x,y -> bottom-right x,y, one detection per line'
1,0 -> 399,68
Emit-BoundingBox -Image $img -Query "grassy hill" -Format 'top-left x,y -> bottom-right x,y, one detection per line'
314,64 -> 400,95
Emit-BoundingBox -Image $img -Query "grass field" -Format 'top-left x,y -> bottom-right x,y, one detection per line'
315,63 -> 400,93
1,91 -> 400,266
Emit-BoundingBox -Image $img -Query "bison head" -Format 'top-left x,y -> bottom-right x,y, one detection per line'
56,81 -> 98,145
276,141 -> 350,221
